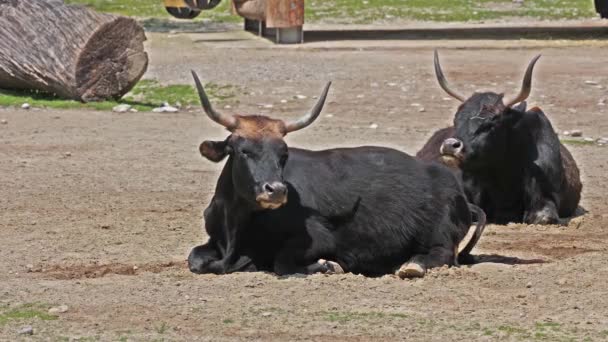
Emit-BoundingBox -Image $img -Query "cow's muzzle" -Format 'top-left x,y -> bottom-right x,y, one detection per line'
256,182 -> 288,209
440,138 -> 465,167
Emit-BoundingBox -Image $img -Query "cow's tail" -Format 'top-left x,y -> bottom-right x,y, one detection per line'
457,203 -> 487,265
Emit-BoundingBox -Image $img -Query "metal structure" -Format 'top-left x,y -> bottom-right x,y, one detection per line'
163,0 -> 305,44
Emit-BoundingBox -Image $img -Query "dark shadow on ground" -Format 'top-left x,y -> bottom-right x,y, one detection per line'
301,26 -> 608,42
466,253 -> 547,265
140,18 -> 238,33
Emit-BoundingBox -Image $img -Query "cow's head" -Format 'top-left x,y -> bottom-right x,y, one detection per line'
192,71 -> 331,210
433,51 -> 540,168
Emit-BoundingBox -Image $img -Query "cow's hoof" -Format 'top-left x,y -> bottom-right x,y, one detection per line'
396,263 -> 426,279
526,205 -> 559,225
318,259 -> 345,274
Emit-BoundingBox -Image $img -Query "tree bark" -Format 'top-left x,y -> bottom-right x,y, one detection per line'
0,0 -> 148,102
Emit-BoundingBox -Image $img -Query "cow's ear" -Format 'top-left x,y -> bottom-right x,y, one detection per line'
199,140 -> 230,162
512,101 -> 527,112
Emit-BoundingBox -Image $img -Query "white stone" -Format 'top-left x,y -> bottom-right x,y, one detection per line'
48,305 -> 69,314
295,95 -> 307,100
112,104 -> 131,113
21,103 -> 31,110
152,106 -> 179,113
369,123 -> 378,129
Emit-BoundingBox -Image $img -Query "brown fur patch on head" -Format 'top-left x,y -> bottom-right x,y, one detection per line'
529,106 -> 543,113
231,115 -> 286,139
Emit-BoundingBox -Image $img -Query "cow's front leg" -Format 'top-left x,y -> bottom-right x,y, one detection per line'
188,243 -> 221,274
273,222 -> 339,276
523,176 -> 559,225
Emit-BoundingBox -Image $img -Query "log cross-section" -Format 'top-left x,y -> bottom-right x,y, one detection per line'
0,0 -> 148,102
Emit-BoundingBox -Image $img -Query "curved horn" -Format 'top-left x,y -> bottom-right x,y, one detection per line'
284,82 -> 332,133
191,70 -> 237,129
503,54 -> 541,108
434,50 -> 465,103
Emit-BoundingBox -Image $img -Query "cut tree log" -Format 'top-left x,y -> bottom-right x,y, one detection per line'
0,0 -> 148,102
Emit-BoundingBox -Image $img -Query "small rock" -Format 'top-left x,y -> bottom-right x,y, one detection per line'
411,103 -> 421,107
64,152 -> 72,157
133,266 -> 138,271
598,98 -> 606,106
261,312 -> 272,317
369,123 -> 378,129
556,278 -> 567,286
569,130 -> 583,137
1,119 -> 7,125
26,264 -> 34,271
152,105 -> 179,113
583,137 -> 594,142
112,104 -> 131,113
129,108 -> 138,113
224,105 -> 232,109
17,326 -> 33,335
526,282 -> 532,288
356,94 -> 364,99
280,99 -> 287,104
48,305 -> 69,314
387,82 -> 397,87
325,114 -> 334,118
21,103 -> 31,110
419,107 -> 426,113
100,224 -> 111,230
295,95 -> 307,100
563,130 -> 571,136
597,137 -> 608,145
585,80 -> 599,85
175,101 -> 182,109
262,104 -> 274,109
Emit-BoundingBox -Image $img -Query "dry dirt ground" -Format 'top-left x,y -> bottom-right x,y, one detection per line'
1,27 -> 608,341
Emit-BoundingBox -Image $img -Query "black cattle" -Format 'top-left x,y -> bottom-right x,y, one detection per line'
187,71 -> 486,278
417,51 -> 582,225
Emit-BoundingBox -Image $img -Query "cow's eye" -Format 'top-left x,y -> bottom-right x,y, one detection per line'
241,149 -> 254,157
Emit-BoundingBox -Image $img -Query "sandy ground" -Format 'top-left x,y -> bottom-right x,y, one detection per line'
1,26 -> 608,341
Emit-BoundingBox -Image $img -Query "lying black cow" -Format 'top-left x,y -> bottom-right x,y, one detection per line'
418,51 -> 582,225
187,71 -> 486,278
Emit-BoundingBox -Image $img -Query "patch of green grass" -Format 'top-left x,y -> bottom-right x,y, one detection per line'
65,0 -> 597,23
0,303 -> 58,325
322,311 -> 407,324
223,318 -> 235,324
0,79 -> 238,111
498,325 -> 530,335
155,322 -> 169,334
65,0 -> 240,22
560,139 -> 597,146
306,0 -> 597,23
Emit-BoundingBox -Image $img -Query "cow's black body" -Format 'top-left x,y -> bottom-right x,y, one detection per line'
190,146 -> 477,276
418,93 -> 581,224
